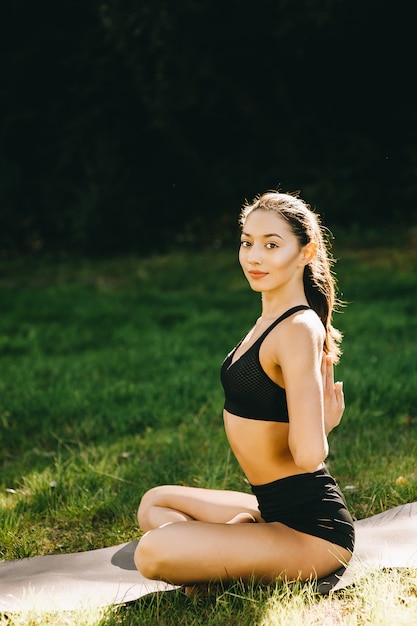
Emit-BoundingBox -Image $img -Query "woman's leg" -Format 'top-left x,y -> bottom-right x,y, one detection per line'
134,519 -> 351,585
137,485 -> 263,532
135,485 -> 351,584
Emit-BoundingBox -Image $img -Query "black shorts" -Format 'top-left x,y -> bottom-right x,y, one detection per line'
250,466 -> 355,553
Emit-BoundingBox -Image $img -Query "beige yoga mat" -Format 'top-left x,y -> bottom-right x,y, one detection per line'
317,500 -> 417,593
0,541 -> 176,613
1,502 -> 416,612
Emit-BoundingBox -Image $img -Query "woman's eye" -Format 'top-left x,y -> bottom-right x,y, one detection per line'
240,240 -> 251,247
266,242 -> 279,249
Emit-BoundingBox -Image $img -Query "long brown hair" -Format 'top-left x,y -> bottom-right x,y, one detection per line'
239,191 -> 342,362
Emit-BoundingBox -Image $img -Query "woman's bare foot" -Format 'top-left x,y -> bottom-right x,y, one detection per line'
226,512 -> 256,524
184,582 -> 225,598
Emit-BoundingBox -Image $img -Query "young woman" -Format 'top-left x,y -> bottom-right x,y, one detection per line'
134,191 -> 355,586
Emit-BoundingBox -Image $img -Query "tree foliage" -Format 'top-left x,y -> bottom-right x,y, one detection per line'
1,1 -> 415,255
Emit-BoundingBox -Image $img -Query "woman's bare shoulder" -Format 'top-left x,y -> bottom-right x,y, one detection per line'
270,308 -> 325,359
291,308 -> 324,335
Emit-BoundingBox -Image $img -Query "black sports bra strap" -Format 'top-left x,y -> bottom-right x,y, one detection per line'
256,305 -> 310,344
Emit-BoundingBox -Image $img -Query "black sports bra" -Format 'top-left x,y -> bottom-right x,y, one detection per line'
220,305 -> 310,422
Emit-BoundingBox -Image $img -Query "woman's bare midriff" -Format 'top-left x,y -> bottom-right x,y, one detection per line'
223,410 -> 322,485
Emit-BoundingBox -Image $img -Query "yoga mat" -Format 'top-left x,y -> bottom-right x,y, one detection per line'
0,541 -> 176,613
317,500 -> 417,593
1,502 -> 416,612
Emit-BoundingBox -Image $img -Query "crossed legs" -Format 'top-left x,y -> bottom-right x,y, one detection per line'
134,485 -> 351,585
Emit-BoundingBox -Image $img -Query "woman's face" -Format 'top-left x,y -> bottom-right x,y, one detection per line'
239,209 -> 310,295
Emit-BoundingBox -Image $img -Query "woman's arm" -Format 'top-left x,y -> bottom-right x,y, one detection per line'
276,317 -> 329,473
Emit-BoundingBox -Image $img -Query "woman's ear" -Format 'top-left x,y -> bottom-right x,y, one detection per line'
299,242 -> 317,266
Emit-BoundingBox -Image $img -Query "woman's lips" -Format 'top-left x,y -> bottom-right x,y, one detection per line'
248,270 -> 268,279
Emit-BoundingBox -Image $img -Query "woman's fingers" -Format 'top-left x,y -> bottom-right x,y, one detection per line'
334,381 -> 345,411
321,353 -> 334,392
321,353 -> 345,433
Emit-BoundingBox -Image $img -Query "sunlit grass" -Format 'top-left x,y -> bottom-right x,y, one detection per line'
2,571 -> 417,625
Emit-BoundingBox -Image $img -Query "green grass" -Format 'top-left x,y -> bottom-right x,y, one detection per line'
1,240 -> 417,624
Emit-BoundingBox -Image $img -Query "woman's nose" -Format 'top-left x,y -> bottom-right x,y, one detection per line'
247,244 -> 262,263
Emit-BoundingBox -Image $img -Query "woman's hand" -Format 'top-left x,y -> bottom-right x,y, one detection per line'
321,353 -> 345,435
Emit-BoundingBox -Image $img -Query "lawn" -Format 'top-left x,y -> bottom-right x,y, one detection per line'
1,235 -> 416,625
